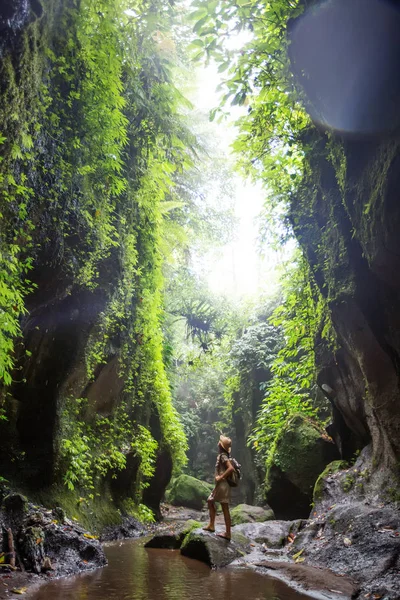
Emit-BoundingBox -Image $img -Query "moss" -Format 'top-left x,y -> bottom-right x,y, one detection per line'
341,474 -> 355,493
180,520 -> 204,548
313,460 -> 348,502
180,531 -> 205,555
231,531 -> 250,546
30,485 -> 123,535
386,486 -> 400,504
230,504 -> 274,526
267,415 -> 338,495
166,475 -> 213,510
182,519 -> 203,534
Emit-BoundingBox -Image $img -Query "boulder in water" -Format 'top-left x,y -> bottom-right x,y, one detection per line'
180,528 -> 249,568
145,519 -> 202,549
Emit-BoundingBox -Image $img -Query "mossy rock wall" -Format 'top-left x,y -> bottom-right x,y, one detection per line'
0,0 -> 187,526
265,415 -> 339,519
285,3 -> 400,494
289,130 -> 400,490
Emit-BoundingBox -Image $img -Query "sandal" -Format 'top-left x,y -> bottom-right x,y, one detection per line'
202,526 -> 215,532
217,533 -> 231,541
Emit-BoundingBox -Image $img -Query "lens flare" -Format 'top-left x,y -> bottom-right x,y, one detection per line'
289,0 -> 400,135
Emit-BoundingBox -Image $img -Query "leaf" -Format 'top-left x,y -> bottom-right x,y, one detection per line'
188,8 -> 208,21
343,537 -> 352,547
193,16 -> 209,33
83,533 -> 98,539
11,588 -> 28,595
189,39 -> 205,48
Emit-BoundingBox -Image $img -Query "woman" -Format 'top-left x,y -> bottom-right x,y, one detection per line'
203,435 -> 234,541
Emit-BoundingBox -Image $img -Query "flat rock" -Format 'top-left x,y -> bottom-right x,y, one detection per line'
180,528 -> 249,568
254,560 -> 359,598
232,521 -> 291,548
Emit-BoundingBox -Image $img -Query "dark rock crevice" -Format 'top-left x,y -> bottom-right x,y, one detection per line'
290,137 -> 400,479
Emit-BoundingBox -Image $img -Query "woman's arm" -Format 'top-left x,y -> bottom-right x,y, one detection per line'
215,459 -> 234,482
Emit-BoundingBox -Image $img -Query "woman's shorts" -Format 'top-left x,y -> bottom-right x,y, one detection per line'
207,479 -> 231,504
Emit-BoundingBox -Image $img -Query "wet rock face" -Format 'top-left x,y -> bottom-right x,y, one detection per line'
265,415 -> 340,519
287,3 -> 400,484
9,287 -> 109,488
144,521 -> 249,568
0,0 -> 42,56
289,131 -> 400,480
1,494 -> 106,577
43,523 -> 106,576
144,520 -> 202,550
142,449 -> 174,520
100,516 -> 145,543
292,501 -> 400,597
285,449 -> 400,598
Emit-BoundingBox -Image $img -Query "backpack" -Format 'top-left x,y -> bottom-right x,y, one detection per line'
227,456 -> 241,487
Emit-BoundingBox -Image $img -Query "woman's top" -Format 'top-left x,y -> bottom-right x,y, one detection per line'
215,452 -> 230,477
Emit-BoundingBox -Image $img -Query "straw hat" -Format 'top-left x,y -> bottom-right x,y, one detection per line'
219,435 -> 232,453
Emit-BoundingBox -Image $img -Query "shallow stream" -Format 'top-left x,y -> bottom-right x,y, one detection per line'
29,539 -> 311,600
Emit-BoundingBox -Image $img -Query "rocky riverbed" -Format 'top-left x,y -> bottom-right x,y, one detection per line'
1,491 -> 399,600
147,498 -> 400,600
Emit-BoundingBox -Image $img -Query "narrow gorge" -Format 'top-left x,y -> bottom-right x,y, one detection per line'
0,1 -> 399,599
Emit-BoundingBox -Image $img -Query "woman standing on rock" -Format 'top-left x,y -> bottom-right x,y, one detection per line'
203,435 -> 234,541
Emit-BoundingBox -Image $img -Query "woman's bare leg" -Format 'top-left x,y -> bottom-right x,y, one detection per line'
219,503 -> 231,539
203,500 -> 216,531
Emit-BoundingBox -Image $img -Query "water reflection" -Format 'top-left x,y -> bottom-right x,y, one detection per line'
29,539 -> 310,600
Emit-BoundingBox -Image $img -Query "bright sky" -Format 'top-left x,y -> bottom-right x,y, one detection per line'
190,62 -> 284,300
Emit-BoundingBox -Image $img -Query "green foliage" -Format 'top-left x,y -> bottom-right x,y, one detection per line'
224,308 -> 282,415
181,0 -> 339,472
0,0 -> 200,503
42,0 -> 129,287
52,0 -> 190,484
250,252 -> 333,460
189,0 -> 309,232
60,397 -> 159,496
121,498 -> 156,523
166,268 -> 251,478
0,55 -> 38,386
166,268 -> 237,353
